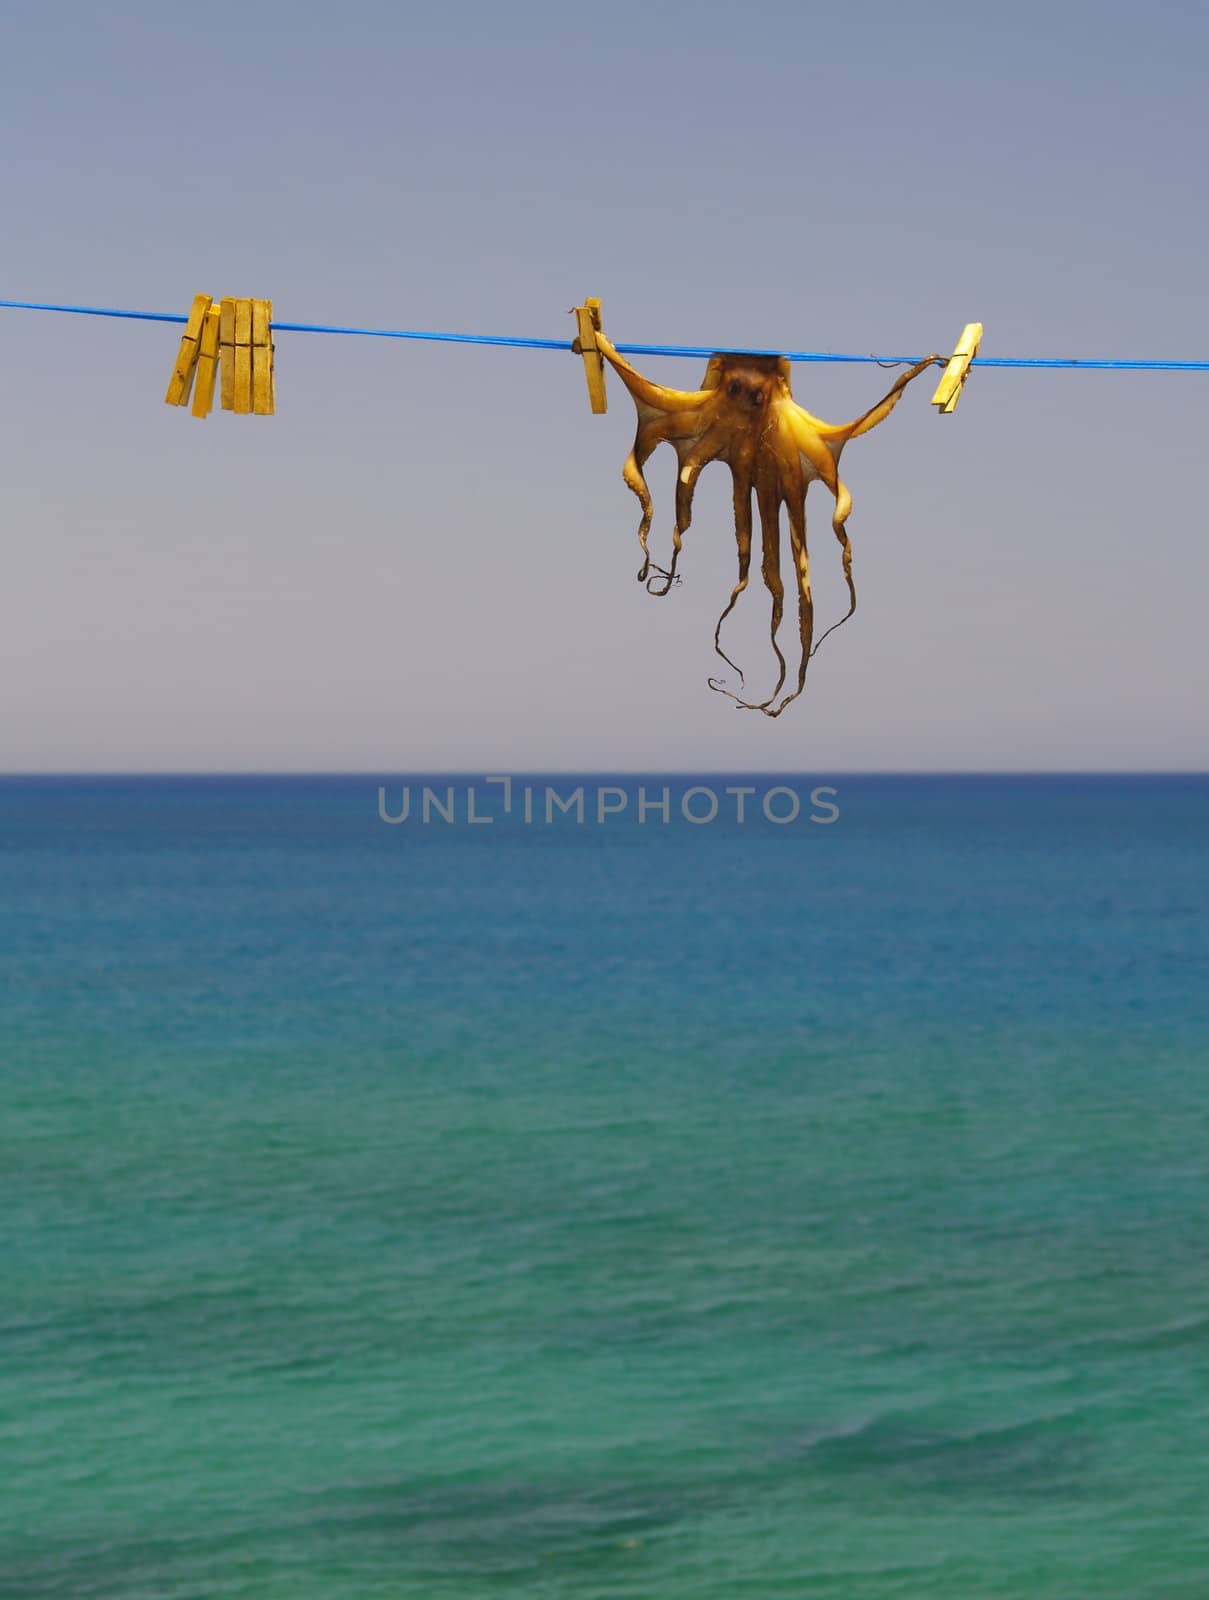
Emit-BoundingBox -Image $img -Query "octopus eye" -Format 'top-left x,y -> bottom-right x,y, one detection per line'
726,379 -> 744,399
750,390 -> 764,406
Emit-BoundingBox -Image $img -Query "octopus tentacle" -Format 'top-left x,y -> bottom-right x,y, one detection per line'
676,419 -> 731,489
717,474 -> 790,713
597,331 -> 710,415
708,465 -> 755,690
784,405 -> 843,491
756,477 -> 788,708
659,465 -> 698,595
710,473 -> 787,713
808,479 -> 857,660
647,461 -> 700,596
620,448 -> 655,580
644,419 -> 732,595
764,488 -> 814,718
817,355 -> 941,444
624,410 -> 712,581
777,416 -> 857,663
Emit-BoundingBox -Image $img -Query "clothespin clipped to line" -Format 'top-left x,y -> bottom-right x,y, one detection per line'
165,294 -> 275,418
571,297 -> 607,414
164,294 -> 215,415
931,322 -> 983,414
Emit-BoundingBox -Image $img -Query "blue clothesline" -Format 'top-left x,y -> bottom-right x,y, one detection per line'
3,297 -> 1208,371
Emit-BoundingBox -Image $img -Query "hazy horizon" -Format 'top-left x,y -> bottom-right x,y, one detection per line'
3,768 -> 1206,778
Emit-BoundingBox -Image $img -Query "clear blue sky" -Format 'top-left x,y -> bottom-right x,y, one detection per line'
2,0 -> 1206,770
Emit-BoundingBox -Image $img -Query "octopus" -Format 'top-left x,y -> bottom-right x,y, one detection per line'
593,329 -> 940,716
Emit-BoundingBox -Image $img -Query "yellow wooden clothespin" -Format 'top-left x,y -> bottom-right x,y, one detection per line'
219,299 -> 236,412
191,305 -> 222,418
233,299 -> 253,414
931,322 -> 983,414
571,297 -> 607,414
165,293 -> 213,407
252,299 -> 275,415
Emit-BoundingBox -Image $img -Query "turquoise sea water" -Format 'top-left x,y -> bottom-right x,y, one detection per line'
2,775 -> 1208,1600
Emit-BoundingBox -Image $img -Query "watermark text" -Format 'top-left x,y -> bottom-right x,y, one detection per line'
377,778 -> 840,827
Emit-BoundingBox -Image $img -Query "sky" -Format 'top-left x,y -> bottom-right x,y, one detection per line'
1,0 -> 1207,771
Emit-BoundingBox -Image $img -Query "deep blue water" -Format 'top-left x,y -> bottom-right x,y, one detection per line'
2,775 -> 1208,1599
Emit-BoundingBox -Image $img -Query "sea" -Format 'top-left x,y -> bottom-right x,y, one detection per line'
2,774 -> 1207,1600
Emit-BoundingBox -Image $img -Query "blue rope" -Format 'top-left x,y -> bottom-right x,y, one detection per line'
3,296 -> 1208,371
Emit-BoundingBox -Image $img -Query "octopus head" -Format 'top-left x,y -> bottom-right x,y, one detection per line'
710,354 -> 788,421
